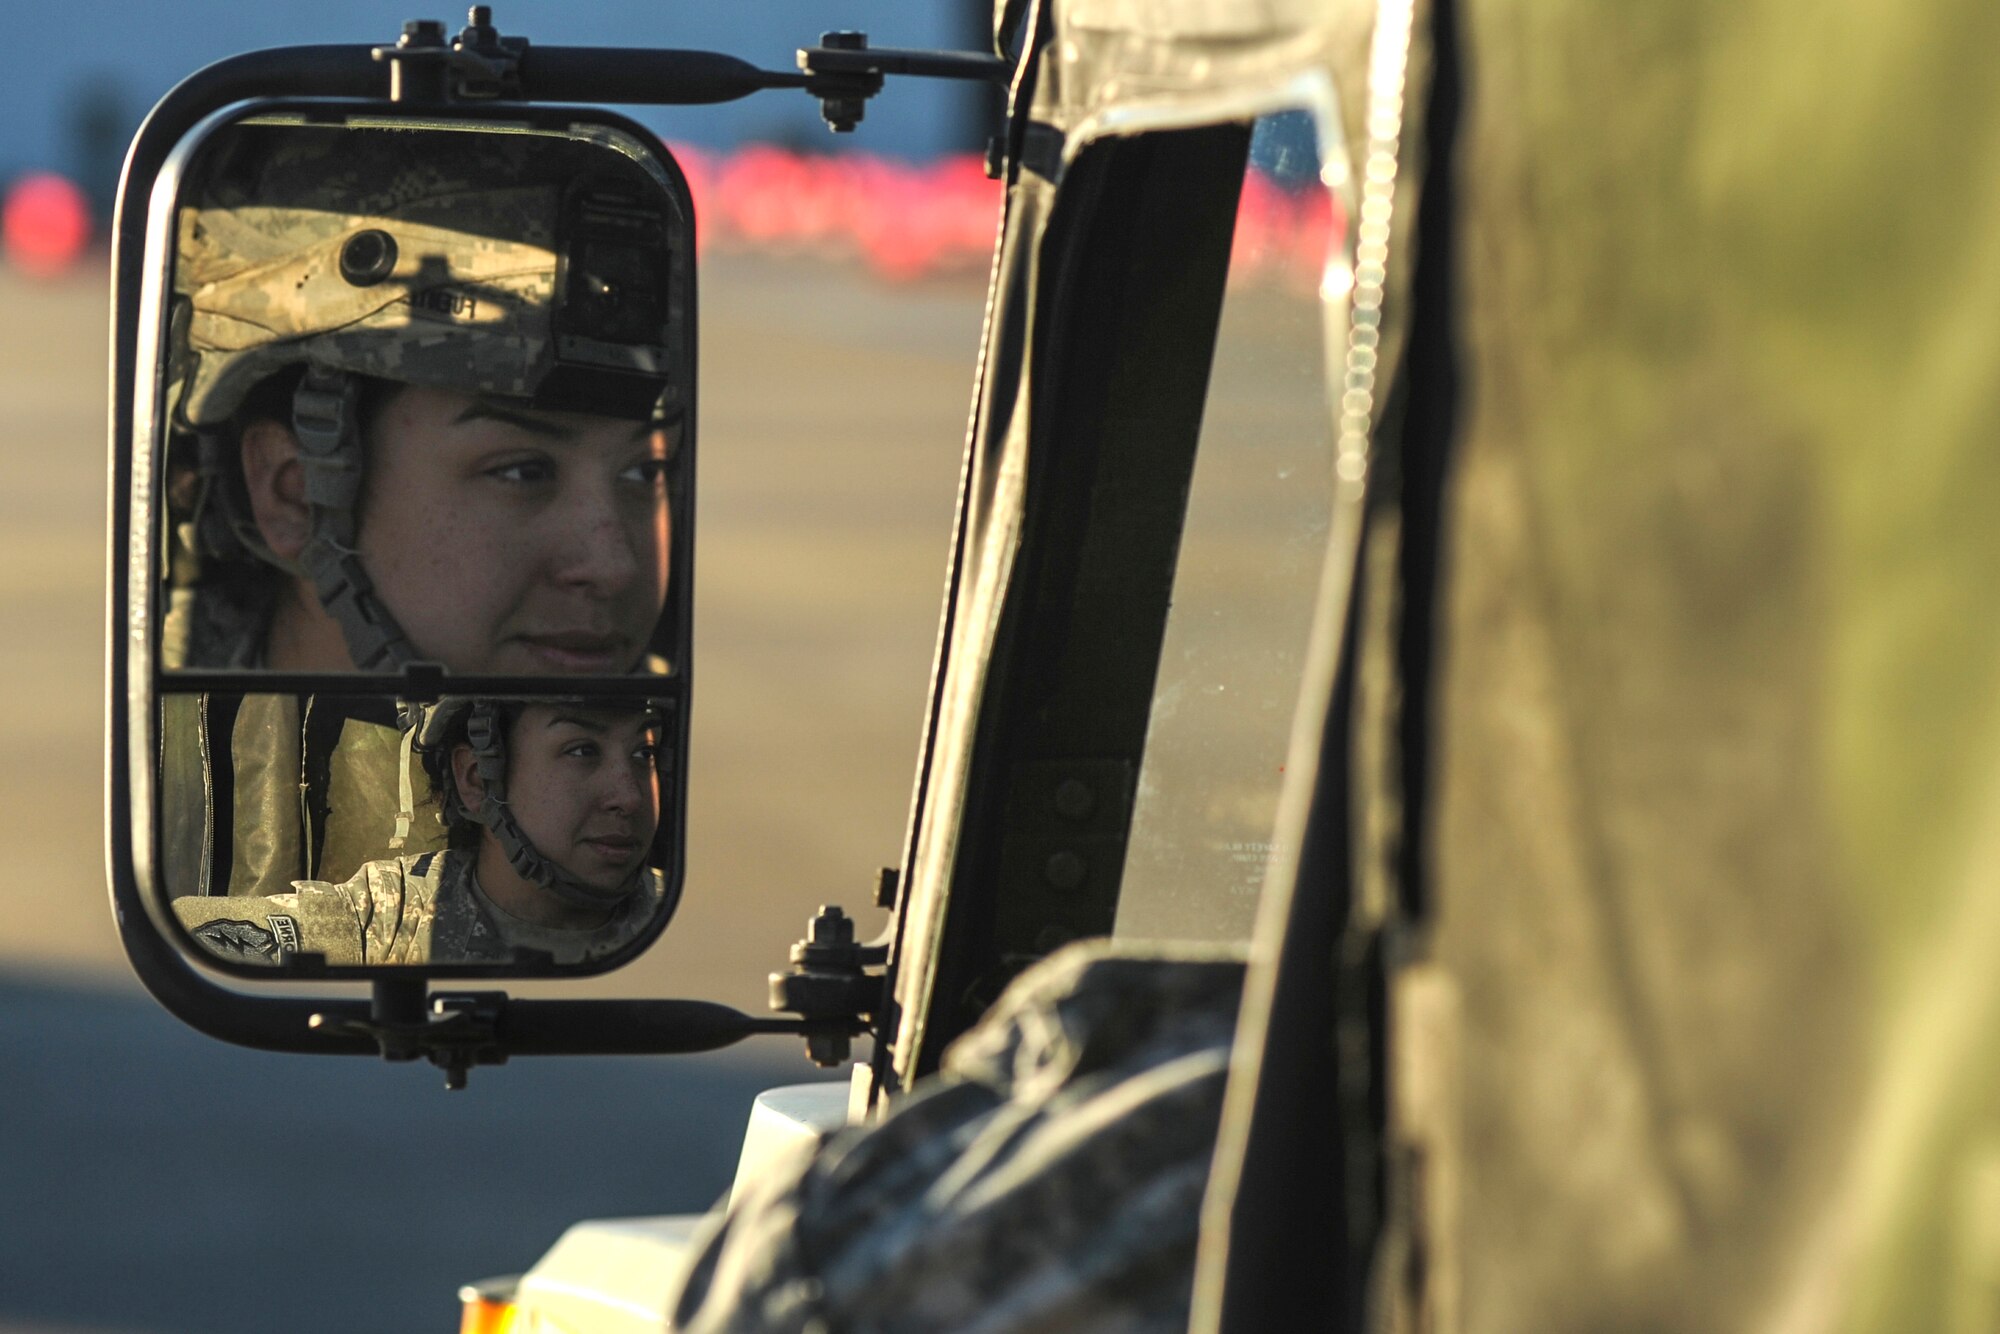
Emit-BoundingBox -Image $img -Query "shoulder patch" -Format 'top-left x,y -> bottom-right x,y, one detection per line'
190,918 -> 278,959
267,914 -> 302,953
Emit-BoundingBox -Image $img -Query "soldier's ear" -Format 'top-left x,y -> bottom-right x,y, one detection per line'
451,743 -> 486,818
240,418 -> 309,561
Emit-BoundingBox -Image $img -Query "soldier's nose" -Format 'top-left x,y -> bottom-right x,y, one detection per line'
552,489 -> 643,594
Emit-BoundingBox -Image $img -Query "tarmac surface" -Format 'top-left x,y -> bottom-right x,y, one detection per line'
0,251 -> 984,1332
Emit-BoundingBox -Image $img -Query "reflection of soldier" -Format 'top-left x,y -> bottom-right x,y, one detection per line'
173,698 -> 669,967
161,691 -> 443,903
158,117 -> 691,900
163,119 -> 688,673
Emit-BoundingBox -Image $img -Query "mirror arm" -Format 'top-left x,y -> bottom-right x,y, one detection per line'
519,47 -> 808,105
119,36 -> 813,172
374,18 -> 808,108
797,31 -> 1012,134
366,12 -> 1014,122
311,988 -> 853,1090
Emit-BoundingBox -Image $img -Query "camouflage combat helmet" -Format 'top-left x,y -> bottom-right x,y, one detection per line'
170,117 -> 691,669
406,697 -> 666,911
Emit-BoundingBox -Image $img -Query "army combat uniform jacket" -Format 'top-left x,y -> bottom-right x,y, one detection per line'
172,849 -> 664,967
160,693 -> 449,901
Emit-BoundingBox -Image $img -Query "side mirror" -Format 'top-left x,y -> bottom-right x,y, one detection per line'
102,25 -> 1007,1080
119,103 -> 695,981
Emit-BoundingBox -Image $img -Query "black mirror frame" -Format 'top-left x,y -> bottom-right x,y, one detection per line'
105,41 -> 836,1067
134,95 -> 699,985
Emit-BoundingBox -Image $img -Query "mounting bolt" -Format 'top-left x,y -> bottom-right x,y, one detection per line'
1053,778 -> 1095,820
468,4 -> 492,23
1043,850 -> 1087,890
817,30 -> 870,133
806,1030 -> 852,1068
810,904 -> 854,946
824,100 -> 867,133
400,18 -> 447,46
790,904 -> 864,972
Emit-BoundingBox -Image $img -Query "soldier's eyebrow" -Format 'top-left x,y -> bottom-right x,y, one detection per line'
457,400 -> 665,447
546,712 -> 662,746
455,400 -> 577,439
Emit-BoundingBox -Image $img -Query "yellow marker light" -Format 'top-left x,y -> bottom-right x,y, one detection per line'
458,1276 -> 522,1334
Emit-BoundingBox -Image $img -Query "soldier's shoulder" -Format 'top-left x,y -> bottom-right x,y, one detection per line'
170,889 -> 328,965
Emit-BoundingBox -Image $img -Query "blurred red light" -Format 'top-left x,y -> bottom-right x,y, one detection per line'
3,172 -> 92,278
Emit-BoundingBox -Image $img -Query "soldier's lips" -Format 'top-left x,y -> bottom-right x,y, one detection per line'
580,834 -> 644,862
512,633 -> 630,671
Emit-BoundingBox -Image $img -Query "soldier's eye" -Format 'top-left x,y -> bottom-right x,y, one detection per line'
619,458 -> 670,485
487,456 -> 556,484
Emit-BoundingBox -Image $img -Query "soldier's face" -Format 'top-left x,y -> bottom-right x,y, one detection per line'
503,705 -> 662,894
356,386 -> 672,673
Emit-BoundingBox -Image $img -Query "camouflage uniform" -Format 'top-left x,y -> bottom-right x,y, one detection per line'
669,941 -> 1246,1334
172,849 -> 665,967
160,695 -> 446,900
155,120 -> 687,899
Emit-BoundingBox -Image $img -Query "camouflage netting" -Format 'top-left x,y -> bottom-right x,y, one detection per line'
670,943 -> 1246,1334
1391,0 -> 2000,1328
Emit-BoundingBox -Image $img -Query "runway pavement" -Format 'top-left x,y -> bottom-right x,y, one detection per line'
0,252 -> 984,1332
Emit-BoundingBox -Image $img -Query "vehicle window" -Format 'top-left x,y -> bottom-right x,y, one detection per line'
1114,109 -> 1347,943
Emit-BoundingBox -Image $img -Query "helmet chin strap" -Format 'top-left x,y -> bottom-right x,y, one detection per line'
463,703 -> 643,911
290,368 -> 416,671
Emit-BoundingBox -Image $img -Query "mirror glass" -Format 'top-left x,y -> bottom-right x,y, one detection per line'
165,692 -> 679,970
138,108 -> 695,975
156,112 -> 692,676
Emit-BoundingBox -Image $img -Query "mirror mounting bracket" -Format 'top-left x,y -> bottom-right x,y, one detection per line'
797,31 -> 1008,133
374,7 -> 527,104
770,905 -> 887,1067
311,980 -> 507,1089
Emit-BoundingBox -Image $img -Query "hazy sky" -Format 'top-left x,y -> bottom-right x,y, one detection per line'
0,0 -> 990,191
